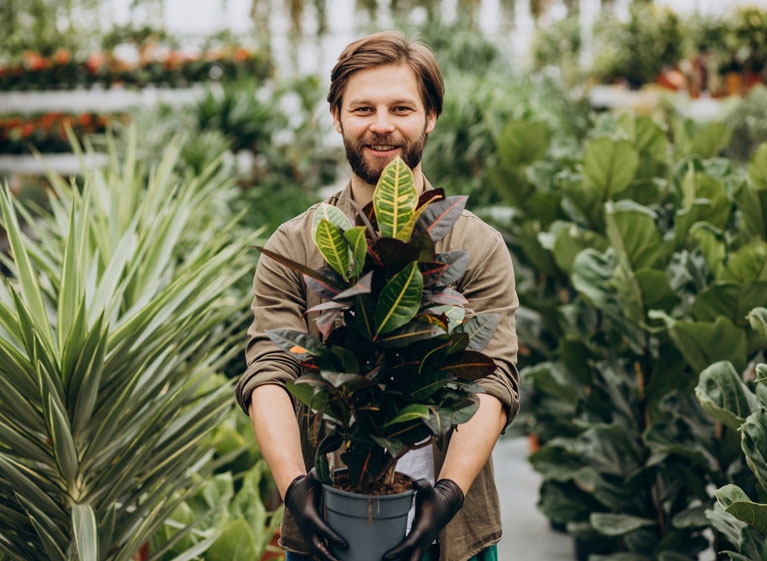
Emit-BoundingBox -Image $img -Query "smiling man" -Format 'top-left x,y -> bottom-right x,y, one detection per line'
235,30 -> 520,561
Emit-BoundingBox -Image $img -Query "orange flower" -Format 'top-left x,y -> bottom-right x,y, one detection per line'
22,51 -> 49,72
53,48 -> 71,65
233,46 -> 252,62
39,112 -> 62,131
78,113 -> 93,127
86,52 -> 106,73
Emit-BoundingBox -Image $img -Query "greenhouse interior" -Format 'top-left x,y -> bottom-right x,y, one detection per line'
2,0 -> 767,560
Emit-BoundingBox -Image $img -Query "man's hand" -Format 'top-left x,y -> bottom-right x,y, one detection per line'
383,478 -> 464,561
284,469 -> 347,561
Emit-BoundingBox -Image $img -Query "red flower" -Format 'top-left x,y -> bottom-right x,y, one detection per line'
20,123 -> 35,138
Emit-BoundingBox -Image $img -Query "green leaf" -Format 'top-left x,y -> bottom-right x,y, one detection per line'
266,329 -> 326,357
605,201 -> 665,271
749,143 -> 767,192
72,504 -> 99,561
716,484 -> 767,534
374,261 -> 423,336
664,315 -> 749,374
696,361 -> 758,430
589,512 -> 656,536
496,120 -> 552,166
742,410 -> 767,493
314,219 -> 350,280
453,314 -> 499,352
343,226 -> 368,278
720,242 -> 767,283
694,282 -> 767,327
678,167 -> 731,230
373,156 -> 418,241
583,137 -> 639,199
0,186 -> 54,349
748,307 -> 767,347
384,404 -> 431,427
206,518 -> 258,561
312,202 -> 353,239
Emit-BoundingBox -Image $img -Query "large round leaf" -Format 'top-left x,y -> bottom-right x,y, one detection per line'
583,137 -> 639,199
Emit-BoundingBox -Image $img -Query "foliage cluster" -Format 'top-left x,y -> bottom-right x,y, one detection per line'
484,101 -> 767,559
257,157 -> 499,494
0,127 -> 278,560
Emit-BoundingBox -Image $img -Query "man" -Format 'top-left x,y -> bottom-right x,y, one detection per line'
235,30 -> 520,561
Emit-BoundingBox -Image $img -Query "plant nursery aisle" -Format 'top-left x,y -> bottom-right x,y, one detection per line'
493,437 -> 574,560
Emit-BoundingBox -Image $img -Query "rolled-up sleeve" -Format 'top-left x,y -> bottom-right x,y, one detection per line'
454,217 -> 520,429
235,225 -> 309,413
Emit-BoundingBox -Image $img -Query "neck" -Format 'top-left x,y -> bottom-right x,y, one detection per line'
350,167 -> 426,208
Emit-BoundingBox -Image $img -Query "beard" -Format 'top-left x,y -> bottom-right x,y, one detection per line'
341,123 -> 429,186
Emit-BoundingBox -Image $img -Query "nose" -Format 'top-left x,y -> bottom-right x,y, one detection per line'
369,110 -> 395,134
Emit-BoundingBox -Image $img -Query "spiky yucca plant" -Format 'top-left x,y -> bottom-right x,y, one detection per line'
0,127 -> 261,561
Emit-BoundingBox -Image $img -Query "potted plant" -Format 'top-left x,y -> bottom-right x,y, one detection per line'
254,156 -> 500,560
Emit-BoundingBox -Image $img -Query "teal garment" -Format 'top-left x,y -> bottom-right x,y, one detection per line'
421,544 -> 498,561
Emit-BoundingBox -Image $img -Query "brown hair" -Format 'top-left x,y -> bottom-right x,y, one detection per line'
327,30 -> 444,117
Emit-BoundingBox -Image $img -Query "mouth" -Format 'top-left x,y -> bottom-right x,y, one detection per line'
366,144 -> 399,156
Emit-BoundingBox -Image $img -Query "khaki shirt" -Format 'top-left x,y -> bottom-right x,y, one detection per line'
235,181 -> 520,561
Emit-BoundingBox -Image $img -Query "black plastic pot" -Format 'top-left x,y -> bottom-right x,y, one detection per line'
322,478 -> 415,561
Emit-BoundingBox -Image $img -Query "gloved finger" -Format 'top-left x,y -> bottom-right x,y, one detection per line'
315,518 -> 348,549
311,535 -> 344,561
382,539 -> 428,561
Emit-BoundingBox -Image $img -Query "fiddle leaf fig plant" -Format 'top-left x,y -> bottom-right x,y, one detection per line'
254,156 -> 498,494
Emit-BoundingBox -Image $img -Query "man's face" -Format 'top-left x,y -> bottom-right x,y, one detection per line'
332,63 -> 437,186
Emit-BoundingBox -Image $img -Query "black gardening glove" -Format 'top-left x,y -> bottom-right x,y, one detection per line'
382,478 -> 465,561
284,468 -> 348,561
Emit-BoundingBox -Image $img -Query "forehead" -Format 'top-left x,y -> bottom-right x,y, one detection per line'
342,63 -> 423,107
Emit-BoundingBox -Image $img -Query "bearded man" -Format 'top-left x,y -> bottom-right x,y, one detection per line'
236,30 -> 520,561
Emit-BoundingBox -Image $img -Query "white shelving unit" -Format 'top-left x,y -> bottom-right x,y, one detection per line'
0,86 -> 210,175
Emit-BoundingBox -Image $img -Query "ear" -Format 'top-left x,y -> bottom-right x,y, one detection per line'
425,110 -> 437,134
331,106 -> 343,134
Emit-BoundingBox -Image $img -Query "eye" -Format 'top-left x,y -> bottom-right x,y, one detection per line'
393,106 -> 413,113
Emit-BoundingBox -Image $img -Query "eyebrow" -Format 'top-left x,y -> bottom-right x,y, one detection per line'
345,97 -> 420,108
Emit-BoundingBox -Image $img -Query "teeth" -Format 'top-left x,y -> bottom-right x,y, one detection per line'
371,145 -> 396,151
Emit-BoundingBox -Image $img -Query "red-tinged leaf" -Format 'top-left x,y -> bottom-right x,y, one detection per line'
305,273 -> 344,299
439,350 -> 496,381
433,250 -> 469,287
253,245 -> 346,291
377,321 -> 447,348
420,261 -> 449,287
412,195 -> 468,242
417,188 -> 446,209
426,288 -> 469,306
315,308 -> 343,340
335,271 -> 373,300
371,238 -> 419,271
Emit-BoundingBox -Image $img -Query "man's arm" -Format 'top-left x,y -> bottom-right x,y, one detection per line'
437,393 -> 507,494
250,384 -> 347,561
248,384 -> 306,498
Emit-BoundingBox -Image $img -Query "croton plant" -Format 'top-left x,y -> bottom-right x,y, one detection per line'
255,156 -> 500,494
